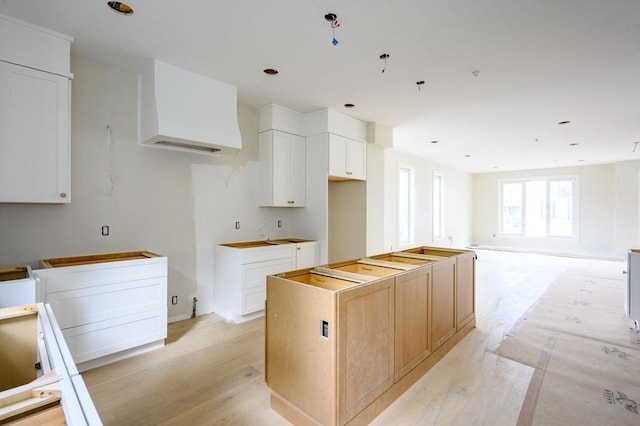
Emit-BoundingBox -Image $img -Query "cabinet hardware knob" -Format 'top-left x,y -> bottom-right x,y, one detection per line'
60,192 -> 67,198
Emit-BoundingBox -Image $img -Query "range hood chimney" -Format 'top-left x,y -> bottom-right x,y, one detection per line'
138,59 -> 241,155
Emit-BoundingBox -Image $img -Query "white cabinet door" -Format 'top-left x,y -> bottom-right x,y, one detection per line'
346,137 -> 366,180
296,241 -> 320,269
329,133 -> 366,181
259,130 -> 306,207
329,133 -> 348,179
0,61 -> 70,203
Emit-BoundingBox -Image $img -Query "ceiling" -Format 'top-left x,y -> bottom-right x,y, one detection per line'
1,0 -> 639,173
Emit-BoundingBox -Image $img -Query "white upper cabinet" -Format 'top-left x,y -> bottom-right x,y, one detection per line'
0,14 -> 72,203
329,133 -> 366,181
259,130 -> 306,207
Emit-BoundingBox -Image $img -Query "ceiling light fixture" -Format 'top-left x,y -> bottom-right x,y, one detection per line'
380,53 -> 390,74
263,68 -> 279,75
324,13 -> 340,46
107,1 -> 134,15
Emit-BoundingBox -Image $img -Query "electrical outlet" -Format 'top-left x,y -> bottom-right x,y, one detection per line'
171,295 -> 178,305
101,225 -> 109,236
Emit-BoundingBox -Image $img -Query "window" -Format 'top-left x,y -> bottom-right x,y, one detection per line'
500,177 -> 577,237
398,164 -> 415,245
433,173 -> 444,239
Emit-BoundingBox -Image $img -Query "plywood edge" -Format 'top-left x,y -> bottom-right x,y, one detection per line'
391,252 -> 447,261
357,258 -> 417,271
5,404 -> 65,425
41,250 -> 162,268
0,372 -> 62,421
0,304 -> 38,321
0,266 -> 31,282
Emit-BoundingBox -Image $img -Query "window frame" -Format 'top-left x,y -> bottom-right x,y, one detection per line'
433,172 -> 444,241
498,175 -> 579,239
398,163 -> 416,246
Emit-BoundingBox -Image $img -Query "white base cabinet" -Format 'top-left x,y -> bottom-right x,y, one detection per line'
0,303 -> 102,425
214,240 -> 319,323
626,249 -> 640,321
0,265 -> 35,307
34,252 -> 167,371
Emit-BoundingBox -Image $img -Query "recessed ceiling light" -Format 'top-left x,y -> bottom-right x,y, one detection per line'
263,68 -> 279,75
107,1 -> 134,15
344,103 -> 355,108
558,120 -> 571,125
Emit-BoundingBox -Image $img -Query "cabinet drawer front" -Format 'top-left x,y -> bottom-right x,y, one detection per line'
242,258 -> 296,290
62,310 -> 166,363
241,287 -> 266,315
241,245 -> 296,264
47,277 -> 165,329
41,258 -> 167,293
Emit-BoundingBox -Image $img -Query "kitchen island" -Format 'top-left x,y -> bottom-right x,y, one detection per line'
265,246 -> 475,425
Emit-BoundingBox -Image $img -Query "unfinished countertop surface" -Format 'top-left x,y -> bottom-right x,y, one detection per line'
220,238 -> 314,249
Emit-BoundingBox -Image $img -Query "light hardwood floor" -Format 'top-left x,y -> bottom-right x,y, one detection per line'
81,250 -> 627,425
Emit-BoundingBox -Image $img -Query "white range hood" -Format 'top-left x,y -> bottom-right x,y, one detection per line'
138,59 -> 241,155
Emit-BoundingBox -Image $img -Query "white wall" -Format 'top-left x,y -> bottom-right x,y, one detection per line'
0,55 -> 300,321
380,149 -> 473,252
472,164 -> 618,256
328,180 -> 366,263
615,160 -> 640,253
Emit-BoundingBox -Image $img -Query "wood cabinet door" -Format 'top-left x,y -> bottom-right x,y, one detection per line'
337,277 -> 394,424
456,252 -> 476,329
395,266 -> 431,381
431,257 -> 456,350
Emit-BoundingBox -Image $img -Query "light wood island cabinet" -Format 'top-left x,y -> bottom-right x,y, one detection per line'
266,246 -> 476,425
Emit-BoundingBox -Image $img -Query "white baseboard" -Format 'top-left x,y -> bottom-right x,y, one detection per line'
168,313 -> 191,323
